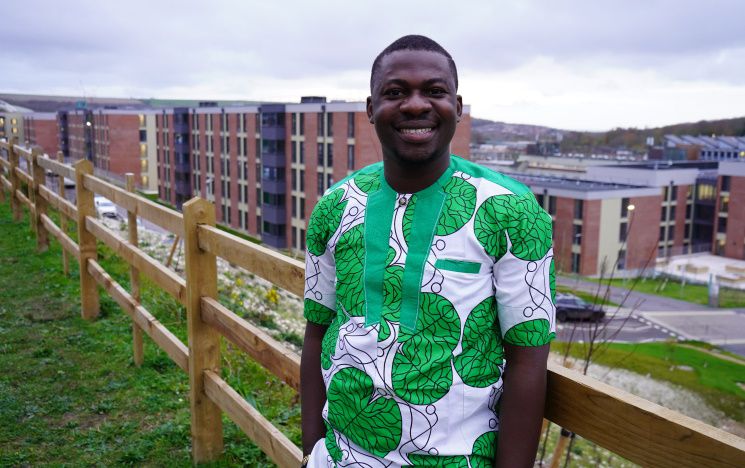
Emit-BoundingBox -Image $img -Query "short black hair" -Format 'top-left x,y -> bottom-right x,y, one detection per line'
370,35 -> 458,93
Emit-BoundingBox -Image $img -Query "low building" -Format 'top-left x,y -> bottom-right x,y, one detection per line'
23,113 -> 59,156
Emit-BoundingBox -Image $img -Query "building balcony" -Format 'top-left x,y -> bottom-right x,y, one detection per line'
261,203 -> 286,224
261,178 -> 286,194
174,122 -> 189,134
261,126 -> 285,140
261,231 -> 286,249
174,180 -> 191,195
261,152 -> 287,167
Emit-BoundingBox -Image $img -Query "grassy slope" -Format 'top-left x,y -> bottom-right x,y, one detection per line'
553,341 -> 745,423
602,276 -> 745,309
0,203 -> 298,466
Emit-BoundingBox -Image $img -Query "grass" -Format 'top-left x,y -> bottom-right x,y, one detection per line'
0,201 -> 298,466
552,341 -> 745,423
601,276 -> 745,309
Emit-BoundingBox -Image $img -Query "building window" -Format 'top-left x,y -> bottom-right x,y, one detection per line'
317,173 -> 324,195
659,226 -> 666,242
684,223 -> 691,239
317,114 -> 324,136
619,222 -> 627,242
617,250 -> 626,270
327,113 -> 333,137
571,253 -> 581,273
347,145 -> 355,170
621,197 -> 630,217
300,199 -> 305,219
720,195 -> 729,213
718,216 -> 727,234
572,224 -> 582,245
299,142 -> 305,163
347,112 -> 355,137
327,143 -> 333,166
574,199 -> 583,220
300,169 -> 305,191
660,206 -> 667,222
721,175 -> 731,192
547,196 -> 556,216
318,143 -> 324,166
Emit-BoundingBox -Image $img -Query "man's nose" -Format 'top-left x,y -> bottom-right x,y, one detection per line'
400,91 -> 431,115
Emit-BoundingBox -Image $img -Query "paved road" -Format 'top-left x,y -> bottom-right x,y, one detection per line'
557,276 -> 745,357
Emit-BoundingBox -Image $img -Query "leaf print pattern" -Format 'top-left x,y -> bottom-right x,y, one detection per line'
335,224 -> 365,317
306,188 -> 347,256
454,297 -> 504,388
503,319 -> 554,346
304,299 -> 335,327
327,367 -> 402,457
392,293 -> 460,405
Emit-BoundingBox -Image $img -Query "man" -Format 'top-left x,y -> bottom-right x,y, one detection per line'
301,35 -> 555,467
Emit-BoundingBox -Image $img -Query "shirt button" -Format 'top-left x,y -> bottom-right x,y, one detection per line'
399,197 -> 407,206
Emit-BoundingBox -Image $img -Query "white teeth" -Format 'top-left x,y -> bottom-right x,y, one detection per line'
400,128 -> 432,135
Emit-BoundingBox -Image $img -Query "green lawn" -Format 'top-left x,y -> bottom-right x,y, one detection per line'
553,341 -> 745,423
0,201 -> 298,466
602,276 -> 745,308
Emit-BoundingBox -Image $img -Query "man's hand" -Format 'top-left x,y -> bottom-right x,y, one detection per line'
300,321 -> 329,455
495,343 -> 550,468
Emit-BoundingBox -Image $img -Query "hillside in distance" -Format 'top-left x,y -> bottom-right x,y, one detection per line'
472,116 -> 745,153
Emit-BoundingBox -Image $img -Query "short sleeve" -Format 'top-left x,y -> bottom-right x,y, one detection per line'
492,192 -> 556,346
303,192 -> 343,325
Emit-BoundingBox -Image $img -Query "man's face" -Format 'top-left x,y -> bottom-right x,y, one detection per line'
367,50 -> 462,166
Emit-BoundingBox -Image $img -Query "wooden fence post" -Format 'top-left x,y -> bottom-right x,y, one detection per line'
57,151 -> 70,275
31,147 -> 49,252
183,197 -> 223,462
8,137 -> 21,221
125,173 -> 144,366
74,159 -> 100,320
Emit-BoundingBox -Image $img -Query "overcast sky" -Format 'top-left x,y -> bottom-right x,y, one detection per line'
2,0 -> 744,131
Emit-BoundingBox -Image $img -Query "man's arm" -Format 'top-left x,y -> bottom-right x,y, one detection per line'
301,321 -> 329,455
495,343 -> 550,468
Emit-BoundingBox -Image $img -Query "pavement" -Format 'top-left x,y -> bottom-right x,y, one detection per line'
557,276 -> 745,357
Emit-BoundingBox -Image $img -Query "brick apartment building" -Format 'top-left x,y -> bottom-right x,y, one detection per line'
716,161 -> 745,259
57,108 -> 158,192
23,113 -> 58,155
155,98 -> 472,251
0,112 -> 25,143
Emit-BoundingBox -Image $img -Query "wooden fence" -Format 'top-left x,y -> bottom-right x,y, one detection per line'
1,137 -> 744,467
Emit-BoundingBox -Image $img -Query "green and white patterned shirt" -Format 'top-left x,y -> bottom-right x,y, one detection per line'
304,155 -> 556,467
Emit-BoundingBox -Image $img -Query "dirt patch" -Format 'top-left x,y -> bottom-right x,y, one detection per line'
22,298 -> 71,322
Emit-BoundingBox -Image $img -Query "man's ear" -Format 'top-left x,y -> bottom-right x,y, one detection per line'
456,95 -> 463,122
366,96 -> 374,123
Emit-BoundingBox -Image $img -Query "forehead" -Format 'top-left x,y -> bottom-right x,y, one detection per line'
375,49 -> 454,88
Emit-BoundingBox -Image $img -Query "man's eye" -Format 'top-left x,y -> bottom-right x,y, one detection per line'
429,88 -> 446,96
384,89 -> 404,97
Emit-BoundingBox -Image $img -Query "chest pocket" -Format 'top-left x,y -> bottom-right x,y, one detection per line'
435,258 -> 482,274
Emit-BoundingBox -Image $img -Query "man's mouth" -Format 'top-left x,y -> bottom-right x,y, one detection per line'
399,127 -> 434,135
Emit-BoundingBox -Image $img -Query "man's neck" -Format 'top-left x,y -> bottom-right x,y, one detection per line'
383,153 -> 451,193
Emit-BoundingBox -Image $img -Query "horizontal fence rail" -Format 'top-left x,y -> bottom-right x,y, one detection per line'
0,137 -> 743,467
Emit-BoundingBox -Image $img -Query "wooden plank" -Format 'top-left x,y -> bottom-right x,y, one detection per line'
8,138 -> 22,221
57,152 -> 70,276
40,214 -> 80,261
203,370 -> 303,468
39,184 -> 78,220
31,147 -> 49,252
15,189 -> 32,209
12,144 -> 33,159
74,160 -> 100,320
87,259 -> 189,372
14,166 -> 33,186
1,174 -> 10,190
83,174 -> 184,237
0,157 -> 9,168
201,297 -> 301,392
126,173 -> 143,367
37,155 -> 76,180
197,225 -> 305,297
85,216 -> 187,305
183,198 -> 223,461
545,363 -> 745,467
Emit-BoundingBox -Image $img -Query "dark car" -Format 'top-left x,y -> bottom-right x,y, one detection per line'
555,294 -> 605,322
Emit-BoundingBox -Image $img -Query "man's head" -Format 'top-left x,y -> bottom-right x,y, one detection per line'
367,35 -> 462,167
370,35 -> 458,94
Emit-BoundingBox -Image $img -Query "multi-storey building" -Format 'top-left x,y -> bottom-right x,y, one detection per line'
715,161 -> 745,259
23,112 -> 59,156
662,135 -> 745,161
57,108 -> 158,191
0,112 -> 25,142
156,98 -> 472,251
482,168 -> 662,276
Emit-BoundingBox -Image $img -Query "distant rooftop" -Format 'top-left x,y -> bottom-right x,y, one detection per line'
503,171 -> 645,192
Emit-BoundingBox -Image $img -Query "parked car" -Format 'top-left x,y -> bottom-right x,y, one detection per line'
555,293 -> 605,322
94,196 -> 118,219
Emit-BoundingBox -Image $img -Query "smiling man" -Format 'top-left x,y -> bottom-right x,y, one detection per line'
300,35 -> 556,467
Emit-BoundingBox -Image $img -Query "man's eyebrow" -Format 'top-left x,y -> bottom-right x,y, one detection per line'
380,77 -> 452,88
